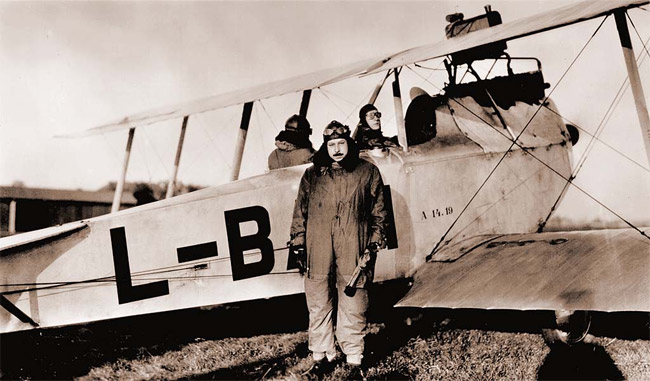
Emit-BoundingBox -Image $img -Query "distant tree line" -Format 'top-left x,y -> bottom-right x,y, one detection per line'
99,181 -> 203,205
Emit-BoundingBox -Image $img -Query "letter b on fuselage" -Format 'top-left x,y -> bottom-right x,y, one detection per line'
225,205 -> 275,281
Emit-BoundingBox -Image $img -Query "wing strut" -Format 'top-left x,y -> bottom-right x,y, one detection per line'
8,200 -> 16,235
230,102 -> 254,181
614,9 -> 650,166
0,295 -> 39,327
392,68 -> 408,151
111,127 -> 135,213
299,90 -> 312,117
166,116 -> 189,199
369,70 -> 392,105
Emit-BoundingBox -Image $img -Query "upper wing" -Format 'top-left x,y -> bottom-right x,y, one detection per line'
367,0 -> 649,75
397,228 -> 650,312
62,0 -> 648,138
60,57 -> 382,137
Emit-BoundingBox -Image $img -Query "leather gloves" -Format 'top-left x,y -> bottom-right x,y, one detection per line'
290,244 -> 307,275
359,242 -> 380,270
367,242 -> 381,253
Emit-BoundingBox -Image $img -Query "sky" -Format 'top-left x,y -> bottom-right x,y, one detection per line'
1,0 -> 649,225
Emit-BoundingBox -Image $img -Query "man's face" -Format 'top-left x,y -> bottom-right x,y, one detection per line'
327,138 -> 348,162
365,110 -> 381,130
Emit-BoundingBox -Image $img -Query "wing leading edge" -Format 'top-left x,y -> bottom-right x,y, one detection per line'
397,228 -> 650,312
60,57 -> 381,137
62,0 -> 648,138
0,222 -> 88,254
367,0 -> 649,75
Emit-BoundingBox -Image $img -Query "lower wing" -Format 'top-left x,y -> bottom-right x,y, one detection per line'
398,228 -> 650,312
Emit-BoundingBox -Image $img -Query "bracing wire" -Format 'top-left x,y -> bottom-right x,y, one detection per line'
140,127 -> 172,179
428,15 -> 612,253
120,129 -> 153,184
129,92 -> 170,181
319,87 -> 359,107
138,133 -> 155,183
439,86 -> 650,246
183,112 -> 234,171
570,53 -> 642,177
99,133 -> 124,166
433,81 -> 649,248
6,12 -> 649,297
318,87 -> 351,120
409,15 -> 648,255
321,86 -> 370,125
408,60 -> 445,92
322,69 -> 394,126
539,80 -> 626,231
411,77 -> 650,256
99,132 -> 133,190
413,62 -> 447,71
342,84 -> 379,124
626,11 -> 650,57
537,18 -> 650,230
567,31 -> 649,176
543,105 -> 650,174
258,99 -> 280,133
1,245 -> 292,295
7,271 -> 302,299
441,162 -> 548,244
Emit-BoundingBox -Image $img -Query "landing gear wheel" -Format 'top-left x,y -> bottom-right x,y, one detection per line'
542,310 -> 592,345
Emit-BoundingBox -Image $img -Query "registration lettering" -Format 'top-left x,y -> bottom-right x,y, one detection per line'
109,205 -> 275,304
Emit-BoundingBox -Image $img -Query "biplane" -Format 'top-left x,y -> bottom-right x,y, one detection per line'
2,0 -> 649,345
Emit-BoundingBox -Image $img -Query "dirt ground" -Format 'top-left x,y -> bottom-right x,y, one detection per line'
1,292 -> 649,380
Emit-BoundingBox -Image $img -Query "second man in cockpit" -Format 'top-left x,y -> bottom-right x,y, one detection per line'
268,114 -> 314,170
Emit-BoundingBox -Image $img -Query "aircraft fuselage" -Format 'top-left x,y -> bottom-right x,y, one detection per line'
0,78 -> 574,333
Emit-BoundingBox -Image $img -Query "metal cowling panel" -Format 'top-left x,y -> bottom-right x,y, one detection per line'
449,96 -> 567,153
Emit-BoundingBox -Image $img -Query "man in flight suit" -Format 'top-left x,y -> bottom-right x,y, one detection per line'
290,120 -> 387,375
355,104 -> 398,150
268,114 -> 314,170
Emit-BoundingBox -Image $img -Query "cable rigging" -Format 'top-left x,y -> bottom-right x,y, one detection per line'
4,11 -> 650,299
257,99 -> 280,133
317,87 -> 351,123
538,31 -> 650,230
428,15 -> 611,254
407,15 -> 649,256
1,245 -> 293,296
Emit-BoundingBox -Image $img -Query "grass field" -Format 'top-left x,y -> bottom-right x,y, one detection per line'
1,293 -> 649,380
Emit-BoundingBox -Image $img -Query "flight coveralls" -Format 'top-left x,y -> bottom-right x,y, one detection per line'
267,140 -> 313,170
291,159 -> 386,363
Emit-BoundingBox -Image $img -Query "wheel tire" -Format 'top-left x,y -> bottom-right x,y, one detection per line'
543,310 -> 591,345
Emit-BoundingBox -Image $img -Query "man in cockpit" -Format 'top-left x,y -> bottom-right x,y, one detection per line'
268,114 -> 314,170
355,104 -> 398,150
290,120 -> 387,376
